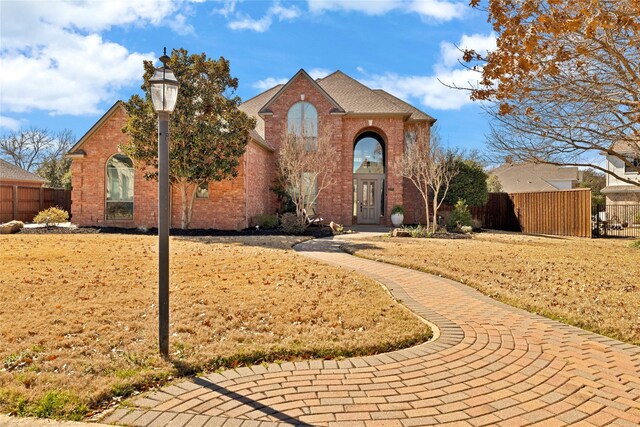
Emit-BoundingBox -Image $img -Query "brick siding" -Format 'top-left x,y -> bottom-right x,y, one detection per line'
72,78 -> 431,229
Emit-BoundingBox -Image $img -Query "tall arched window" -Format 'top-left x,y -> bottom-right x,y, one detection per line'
287,101 -> 318,150
106,154 -> 134,220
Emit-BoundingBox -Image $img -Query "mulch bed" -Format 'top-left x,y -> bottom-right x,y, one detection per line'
18,225 -> 334,238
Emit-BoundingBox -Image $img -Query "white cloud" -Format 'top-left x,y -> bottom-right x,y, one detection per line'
253,77 -> 289,91
0,116 -> 22,131
308,68 -> 332,79
169,13 -> 195,36
213,0 -> 238,18
359,32 -> 496,110
308,0 -> 400,15
228,2 -> 300,32
307,0 -> 465,21
0,0 -> 194,116
252,68 -> 332,91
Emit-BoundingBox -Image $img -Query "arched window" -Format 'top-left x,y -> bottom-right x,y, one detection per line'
106,154 -> 134,220
353,135 -> 384,174
287,101 -> 318,150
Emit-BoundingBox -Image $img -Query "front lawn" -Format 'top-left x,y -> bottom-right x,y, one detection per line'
0,234 -> 431,420
342,232 -> 640,345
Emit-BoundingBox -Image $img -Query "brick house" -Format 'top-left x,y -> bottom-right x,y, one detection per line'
67,69 -> 435,229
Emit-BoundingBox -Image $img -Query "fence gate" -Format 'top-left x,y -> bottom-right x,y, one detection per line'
592,204 -> 640,238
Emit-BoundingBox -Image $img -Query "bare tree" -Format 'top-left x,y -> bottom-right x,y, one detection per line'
0,128 -> 75,187
398,126 -> 458,233
0,127 -> 73,172
456,0 -> 640,185
276,126 -> 336,222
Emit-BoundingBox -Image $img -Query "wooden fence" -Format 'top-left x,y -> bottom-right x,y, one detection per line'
0,185 -> 72,223
466,189 -> 591,238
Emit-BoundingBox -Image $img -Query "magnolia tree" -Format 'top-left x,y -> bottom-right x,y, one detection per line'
122,49 -> 255,229
399,126 -> 458,233
276,127 -> 336,221
461,0 -> 640,185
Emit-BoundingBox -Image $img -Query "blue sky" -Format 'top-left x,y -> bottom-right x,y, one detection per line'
0,0 -> 496,153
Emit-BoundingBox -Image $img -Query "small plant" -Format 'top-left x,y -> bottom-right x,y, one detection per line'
399,225 -> 431,238
630,239 -> 640,249
33,207 -> 69,228
251,214 -> 278,229
634,212 -> 640,225
447,199 -> 472,231
391,205 -> 405,215
280,213 -> 306,234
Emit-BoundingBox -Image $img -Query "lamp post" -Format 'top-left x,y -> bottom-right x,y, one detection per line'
149,48 -> 179,357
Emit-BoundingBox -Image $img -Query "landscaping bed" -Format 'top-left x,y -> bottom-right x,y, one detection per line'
342,231 -> 640,345
17,225 -> 334,238
0,234 -> 431,420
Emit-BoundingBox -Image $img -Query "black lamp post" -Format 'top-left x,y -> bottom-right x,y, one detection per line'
149,48 -> 179,357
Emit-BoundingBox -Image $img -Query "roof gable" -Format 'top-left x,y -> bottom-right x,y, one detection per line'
67,101 -> 125,156
258,69 -> 345,115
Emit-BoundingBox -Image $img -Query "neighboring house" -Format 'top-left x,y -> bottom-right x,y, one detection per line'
0,159 -> 46,188
601,141 -> 640,204
489,162 -> 582,193
67,69 -> 435,229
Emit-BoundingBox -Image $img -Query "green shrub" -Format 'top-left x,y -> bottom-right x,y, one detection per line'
280,213 -> 306,234
399,225 -> 431,238
391,205 -> 405,215
630,239 -> 640,249
634,212 -> 640,225
251,214 -> 278,229
447,199 -> 472,230
33,207 -> 69,227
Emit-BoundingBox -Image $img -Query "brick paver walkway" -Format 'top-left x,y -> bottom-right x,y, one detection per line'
102,234 -> 640,426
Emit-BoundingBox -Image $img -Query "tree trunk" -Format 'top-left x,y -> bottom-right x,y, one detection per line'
423,194 -> 430,232
431,190 -> 440,234
178,181 -> 197,230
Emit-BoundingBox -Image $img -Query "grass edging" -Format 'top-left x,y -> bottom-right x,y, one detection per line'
342,246 -> 633,345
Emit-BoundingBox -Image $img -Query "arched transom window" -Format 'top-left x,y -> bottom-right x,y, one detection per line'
106,154 -> 134,220
287,101 -> 318,150
353,135 -> 384,174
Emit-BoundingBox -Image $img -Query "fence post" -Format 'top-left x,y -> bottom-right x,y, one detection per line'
595,204 -> 600,238
12,186 -> 18,220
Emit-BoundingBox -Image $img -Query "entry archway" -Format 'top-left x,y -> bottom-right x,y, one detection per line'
353,132 -> 386,224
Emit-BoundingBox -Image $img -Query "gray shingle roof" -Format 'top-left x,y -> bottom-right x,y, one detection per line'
0,159 -> 46,183
239,69 -> 435,141
238,85 -> 282,145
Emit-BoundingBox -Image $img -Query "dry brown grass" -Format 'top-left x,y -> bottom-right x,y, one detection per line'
343,232 -> 640,345
0,234 -> 430,419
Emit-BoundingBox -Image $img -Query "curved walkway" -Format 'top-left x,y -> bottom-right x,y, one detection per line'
103,234 -> 640,427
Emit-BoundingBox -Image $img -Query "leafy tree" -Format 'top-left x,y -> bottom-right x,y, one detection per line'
36,157 -> 72,189
463,0 -> 640,186
398,126 -> 459,233
578,168 -> 606,207
0,128 -> 74,188
122,49 -> 255,229
443,158 -> 488,206
486,174 -> 503,193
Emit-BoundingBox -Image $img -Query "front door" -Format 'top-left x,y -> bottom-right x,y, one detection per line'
356,178 -> 379,224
